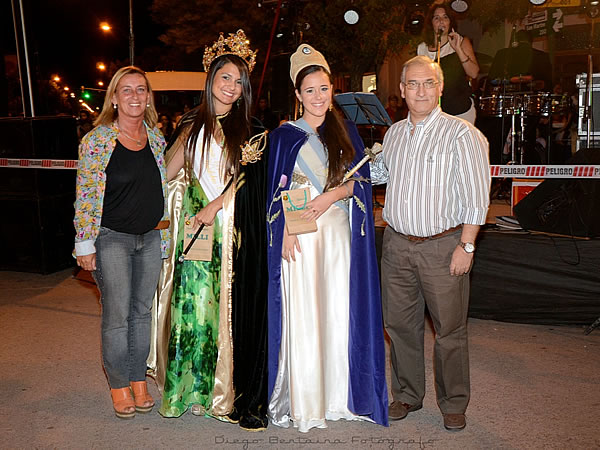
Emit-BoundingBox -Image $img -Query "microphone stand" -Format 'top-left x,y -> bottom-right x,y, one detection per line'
437,29 -> 442,65
583,51 -> 593,148
583,22 -> 598,335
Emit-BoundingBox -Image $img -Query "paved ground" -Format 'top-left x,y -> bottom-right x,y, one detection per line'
1,268 -> 599,449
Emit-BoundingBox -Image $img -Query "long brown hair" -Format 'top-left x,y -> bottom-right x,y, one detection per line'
295,65 -> 355,191
94,66 -> 158,128
184,55 -> 252,181
423,3 -> 458,48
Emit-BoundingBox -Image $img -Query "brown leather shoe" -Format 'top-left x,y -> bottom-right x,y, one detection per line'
388,401 -> 423,420
443,413 -> 466,431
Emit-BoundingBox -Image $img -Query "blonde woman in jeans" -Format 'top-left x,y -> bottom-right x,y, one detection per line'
73,66 -> 170,419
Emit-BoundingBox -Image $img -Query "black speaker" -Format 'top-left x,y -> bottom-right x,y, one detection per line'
0,116 -> 78,159
514,148 -> 600,237
0,116 -> 78,273
0,193 -> 76,273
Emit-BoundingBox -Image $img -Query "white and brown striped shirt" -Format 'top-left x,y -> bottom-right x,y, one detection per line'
380,106 -> 490,237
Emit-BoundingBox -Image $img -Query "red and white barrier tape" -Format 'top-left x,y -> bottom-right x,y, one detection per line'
490,165 -> 600,178
2,159 -> 599,179
0,158 -> 78,169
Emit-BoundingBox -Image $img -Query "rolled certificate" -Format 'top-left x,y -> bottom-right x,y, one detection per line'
342,142 -> 383,184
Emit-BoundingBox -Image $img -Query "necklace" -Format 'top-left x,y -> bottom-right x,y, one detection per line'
118,124 -> 145,146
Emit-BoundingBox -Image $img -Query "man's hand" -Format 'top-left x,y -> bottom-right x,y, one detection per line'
449,245 -> 473,276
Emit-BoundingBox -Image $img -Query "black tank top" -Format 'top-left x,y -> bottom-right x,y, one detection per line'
439,52 -> 472,116
101,140 -> 164,234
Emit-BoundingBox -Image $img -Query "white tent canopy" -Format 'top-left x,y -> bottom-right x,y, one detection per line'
145,71 -> 206,91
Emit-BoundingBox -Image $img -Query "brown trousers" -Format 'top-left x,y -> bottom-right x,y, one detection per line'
381,226 -> 470,414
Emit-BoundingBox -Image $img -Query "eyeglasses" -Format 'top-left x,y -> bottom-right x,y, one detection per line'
403,80 -> 439,90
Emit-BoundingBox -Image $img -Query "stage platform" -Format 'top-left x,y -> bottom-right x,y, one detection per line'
373,189 -> 599,326
470,228 -> 600,325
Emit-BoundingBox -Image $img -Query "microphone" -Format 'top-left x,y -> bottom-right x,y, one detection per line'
437,28 -> 444,45
510,25 -> 518,48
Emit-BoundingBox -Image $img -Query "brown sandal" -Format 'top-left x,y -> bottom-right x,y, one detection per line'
110,387 -> 136,419
130,381 -> 155,413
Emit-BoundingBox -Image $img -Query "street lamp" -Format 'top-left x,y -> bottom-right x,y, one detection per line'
99,21 -> 112,32
98,1 -> 134,65
128,0 -> 134,65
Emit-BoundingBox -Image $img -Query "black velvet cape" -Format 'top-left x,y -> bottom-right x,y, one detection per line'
230,120 -> 270,429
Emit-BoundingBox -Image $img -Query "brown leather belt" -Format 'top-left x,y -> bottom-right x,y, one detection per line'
154,220 -> 171,230
399,224 -> 462,242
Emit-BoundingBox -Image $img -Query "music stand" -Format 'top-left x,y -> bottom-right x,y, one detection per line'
334,92 -> 391,208
335,92 -> 393,129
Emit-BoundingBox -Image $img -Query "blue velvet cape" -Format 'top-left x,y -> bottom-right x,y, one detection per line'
266,120 -> 389,426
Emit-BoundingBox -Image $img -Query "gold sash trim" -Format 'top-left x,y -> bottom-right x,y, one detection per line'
210,178 -> 236,416
147,166 -> 186,393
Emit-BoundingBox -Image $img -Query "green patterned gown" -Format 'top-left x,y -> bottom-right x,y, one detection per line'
159,177 -> 222,418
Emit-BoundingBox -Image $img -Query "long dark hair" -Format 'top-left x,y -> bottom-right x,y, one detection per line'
423,3 -> 458,48
185,55 -> 252,181
295,65 -> 355,191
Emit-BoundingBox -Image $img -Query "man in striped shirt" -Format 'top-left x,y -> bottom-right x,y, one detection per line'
378,56 -> 490,431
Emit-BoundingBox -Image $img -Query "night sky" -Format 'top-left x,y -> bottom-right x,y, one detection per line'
5,0 -> 161,91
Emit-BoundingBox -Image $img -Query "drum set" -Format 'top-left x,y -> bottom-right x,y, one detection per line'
479,77 -> 572,164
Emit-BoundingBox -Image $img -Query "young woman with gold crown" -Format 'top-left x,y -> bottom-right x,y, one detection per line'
266,44 -> 388,432
155,30 -> 269,431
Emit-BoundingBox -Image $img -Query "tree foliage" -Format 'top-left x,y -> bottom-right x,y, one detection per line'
150,0 -> 271,70
298,0 -> 535,89
150,0 -> 538,88
299,0 -> 408,90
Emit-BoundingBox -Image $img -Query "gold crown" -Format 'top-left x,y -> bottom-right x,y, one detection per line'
203,30 -> 258,73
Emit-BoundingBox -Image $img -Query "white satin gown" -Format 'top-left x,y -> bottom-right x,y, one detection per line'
268,142 -> 364,433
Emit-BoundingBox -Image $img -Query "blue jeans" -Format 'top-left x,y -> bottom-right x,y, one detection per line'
93,227 -> 162,389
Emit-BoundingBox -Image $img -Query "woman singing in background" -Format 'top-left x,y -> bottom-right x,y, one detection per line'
266,44 -> 388,433
157,30 -> 269,431
73,66 -> 170,419
417,2 -> 479,123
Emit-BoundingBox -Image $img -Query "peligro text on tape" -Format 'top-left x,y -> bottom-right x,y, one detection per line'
490,165 -> 600,178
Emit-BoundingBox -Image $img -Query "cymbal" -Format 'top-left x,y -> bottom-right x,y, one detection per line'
510,75 -> 533,83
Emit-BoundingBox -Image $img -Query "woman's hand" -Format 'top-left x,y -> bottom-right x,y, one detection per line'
301,181 -> 354,221
76,253 -> 96,271
448,29 -> 464,52
282,226 -> 301,262
301,190 -> 337,221
192,195 -> 224,227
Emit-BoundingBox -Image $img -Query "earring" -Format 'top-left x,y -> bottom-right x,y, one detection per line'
329,103 -> 333,112
299,102 -> 303,115
236,98 -> 241,107
146,103 -> 150,108
113,104 -> 117,110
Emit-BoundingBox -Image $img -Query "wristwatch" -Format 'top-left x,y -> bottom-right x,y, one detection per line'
460,242 -> 476,253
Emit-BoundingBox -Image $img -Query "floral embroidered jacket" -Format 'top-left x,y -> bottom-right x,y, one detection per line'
73,122 -> 171,258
